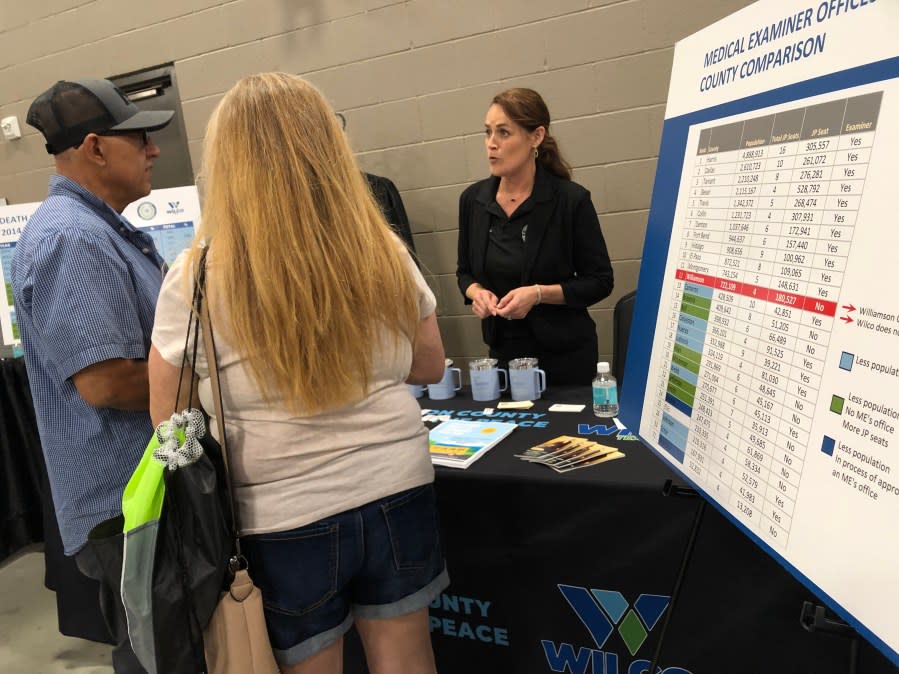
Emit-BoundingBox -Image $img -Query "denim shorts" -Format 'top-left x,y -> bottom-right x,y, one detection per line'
240,484 -> 449,666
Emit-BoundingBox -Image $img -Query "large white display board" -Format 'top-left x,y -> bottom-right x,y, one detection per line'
619,0 -> 898,665
0,185 -> 199,346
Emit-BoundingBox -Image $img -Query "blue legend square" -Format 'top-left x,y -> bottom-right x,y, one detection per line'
839,352 -> 855,371
821,436 -> 836,457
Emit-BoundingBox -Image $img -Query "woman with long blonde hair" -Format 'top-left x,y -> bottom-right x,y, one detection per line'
148,72 -> 447,674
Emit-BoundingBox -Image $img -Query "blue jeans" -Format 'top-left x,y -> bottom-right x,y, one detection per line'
241,484 -> 449,666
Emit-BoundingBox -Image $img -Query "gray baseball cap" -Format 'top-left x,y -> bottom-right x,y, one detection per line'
27,78 -> 174,154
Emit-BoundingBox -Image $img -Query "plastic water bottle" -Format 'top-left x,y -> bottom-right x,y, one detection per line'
592,362 -> 619,418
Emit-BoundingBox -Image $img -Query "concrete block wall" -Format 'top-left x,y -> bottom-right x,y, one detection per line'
0,0 -> 755,378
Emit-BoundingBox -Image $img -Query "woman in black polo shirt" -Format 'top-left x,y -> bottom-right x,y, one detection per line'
456,87 -> 614,385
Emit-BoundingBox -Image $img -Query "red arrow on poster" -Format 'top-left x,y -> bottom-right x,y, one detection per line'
840,316 -> 854,324
842,304 -> 856,312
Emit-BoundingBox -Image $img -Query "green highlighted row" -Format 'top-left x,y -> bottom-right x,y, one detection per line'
681,292 -> 711,311
680,301 -> 710,321
672,344 -> 702,374
667,374 -> 696,407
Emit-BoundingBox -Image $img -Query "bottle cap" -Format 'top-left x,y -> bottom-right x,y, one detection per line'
597,362 -> 610,374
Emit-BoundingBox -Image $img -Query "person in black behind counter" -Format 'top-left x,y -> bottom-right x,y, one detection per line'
456,87 -> 614,385
336,111 -> 417,254
366,173 -> 416,255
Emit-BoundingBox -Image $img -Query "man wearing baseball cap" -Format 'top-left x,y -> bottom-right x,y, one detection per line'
11,78 -> 174,673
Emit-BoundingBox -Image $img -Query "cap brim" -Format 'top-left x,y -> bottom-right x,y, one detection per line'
110,109 -> 174,133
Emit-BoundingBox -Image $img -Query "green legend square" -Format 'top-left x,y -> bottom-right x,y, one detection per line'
830,395 -> 845,415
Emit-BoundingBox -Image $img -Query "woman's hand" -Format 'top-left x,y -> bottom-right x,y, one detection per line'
468,285 -> 499,318
495,285 -> 540,320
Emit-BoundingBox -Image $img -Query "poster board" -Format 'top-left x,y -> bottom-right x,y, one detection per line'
121,185 -> 199,266
619,0 -> 899,665
0,202 -> 41,346
0,185 -> 199,347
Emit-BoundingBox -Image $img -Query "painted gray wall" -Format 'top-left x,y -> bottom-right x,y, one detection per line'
0,0 -> 755,370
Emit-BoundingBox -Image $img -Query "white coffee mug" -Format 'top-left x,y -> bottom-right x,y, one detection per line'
508,357 -> 547,401
469,358 -> 509,401
407,384 -> 425,398
428,359 -> 463,400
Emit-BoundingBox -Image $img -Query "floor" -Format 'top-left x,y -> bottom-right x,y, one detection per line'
0,546 -> 114,673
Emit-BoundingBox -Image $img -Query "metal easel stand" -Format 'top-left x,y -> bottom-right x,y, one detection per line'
647,480 -> 862,674
647,480 -> 706,674
799,601 -> 860,674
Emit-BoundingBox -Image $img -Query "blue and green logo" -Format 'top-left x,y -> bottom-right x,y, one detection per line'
559,585 -> 669,655
541,585 -> 691,674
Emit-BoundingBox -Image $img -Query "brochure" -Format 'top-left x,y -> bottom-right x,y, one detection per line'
552,450 -> 625,473
428,419 -> 517,469
515,435 -> 625,473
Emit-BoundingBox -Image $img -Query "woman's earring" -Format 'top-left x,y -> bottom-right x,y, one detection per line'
534,147 -> 539,158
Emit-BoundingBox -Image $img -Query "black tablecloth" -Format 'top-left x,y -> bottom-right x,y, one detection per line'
0,357 -> 45,559
423,385 -> 671,487
0,357 -> 113,644
345,386 -> 895,674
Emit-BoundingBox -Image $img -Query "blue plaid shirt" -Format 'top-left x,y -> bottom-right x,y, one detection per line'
11,175 -> 165,554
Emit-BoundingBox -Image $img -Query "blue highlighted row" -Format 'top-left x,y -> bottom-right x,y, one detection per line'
678,312 -> 708,333
659,434 -> 686,464
659,412 -> 689,464
675,332 -> 705,355
683,282 -> 713,299
661,412 -> 689,446
670,362 -> 698,386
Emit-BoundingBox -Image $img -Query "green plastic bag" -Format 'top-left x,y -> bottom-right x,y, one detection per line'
121,431 -> 169,532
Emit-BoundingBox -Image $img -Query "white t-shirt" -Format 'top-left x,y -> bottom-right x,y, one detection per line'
151,245 -> 436,535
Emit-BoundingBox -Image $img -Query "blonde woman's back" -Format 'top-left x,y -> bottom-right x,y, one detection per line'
152,237 -> 437,535
192,71 -> 420,415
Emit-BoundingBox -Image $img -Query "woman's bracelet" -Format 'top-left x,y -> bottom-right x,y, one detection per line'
534,284 -> 542,305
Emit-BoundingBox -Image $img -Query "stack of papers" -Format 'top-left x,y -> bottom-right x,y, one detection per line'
428,419 -> 517,469
515,435 -> 624,473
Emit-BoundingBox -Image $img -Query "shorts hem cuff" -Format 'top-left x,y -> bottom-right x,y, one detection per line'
274,613 -> 354,666
352,567 -> 450,620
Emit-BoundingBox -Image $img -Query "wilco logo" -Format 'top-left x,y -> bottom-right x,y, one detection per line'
541,585 -> 692,674
578,424 -> 639,442
166,201 -> 185,215
578,423 -> 619,437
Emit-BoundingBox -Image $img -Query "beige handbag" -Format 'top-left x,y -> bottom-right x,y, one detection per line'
203,569 -> 279,673
200,285 -> 280,674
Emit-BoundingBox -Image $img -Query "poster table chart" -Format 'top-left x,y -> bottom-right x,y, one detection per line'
646,91 -> 881,553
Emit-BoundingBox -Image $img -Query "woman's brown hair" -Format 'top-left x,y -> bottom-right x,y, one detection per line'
491,87 -> 571,180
